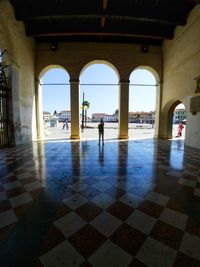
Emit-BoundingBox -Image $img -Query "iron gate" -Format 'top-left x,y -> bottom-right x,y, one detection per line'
0,50 -> 10,147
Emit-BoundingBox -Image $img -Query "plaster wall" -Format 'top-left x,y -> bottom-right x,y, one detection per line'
161,4 -> 200,148
36,42 -> 162,82
0,0 -> 36,144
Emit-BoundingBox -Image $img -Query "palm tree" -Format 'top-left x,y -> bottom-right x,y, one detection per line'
83,101 -> 90,126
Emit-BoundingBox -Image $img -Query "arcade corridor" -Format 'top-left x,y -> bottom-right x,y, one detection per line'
0,138 -> 200,267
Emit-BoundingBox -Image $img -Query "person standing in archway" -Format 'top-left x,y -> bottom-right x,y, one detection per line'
176,121 -> 184,137
98,118 -> 104,145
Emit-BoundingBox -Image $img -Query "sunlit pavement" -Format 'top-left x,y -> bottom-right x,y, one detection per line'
44,122 -> 185,141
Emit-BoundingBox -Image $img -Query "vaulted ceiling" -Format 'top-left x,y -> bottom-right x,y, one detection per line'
9,0 -> 198,46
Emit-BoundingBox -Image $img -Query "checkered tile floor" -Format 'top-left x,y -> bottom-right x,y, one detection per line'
1,138 -> 200,267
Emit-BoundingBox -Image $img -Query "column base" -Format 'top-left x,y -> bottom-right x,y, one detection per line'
70,135 -> 80,140
118,135 -> 129,139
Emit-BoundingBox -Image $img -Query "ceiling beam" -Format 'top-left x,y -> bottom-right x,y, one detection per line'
29,31 -> 172,40
10,0 -> 196,27
23,14 -> 182,26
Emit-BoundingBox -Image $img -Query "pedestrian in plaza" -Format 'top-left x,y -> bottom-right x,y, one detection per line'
65,119 -> 69,130
98,118 -> 104,145
176,121 -> 184,137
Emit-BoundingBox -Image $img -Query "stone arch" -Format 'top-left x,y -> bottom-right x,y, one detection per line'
129,65 -> 160,84
129,66 -> 160,138
79,59 -> 120,139
36,64 -> 70,139
79,60 -> 120,81
162,99 -> 183,139
38,64 -> 70,81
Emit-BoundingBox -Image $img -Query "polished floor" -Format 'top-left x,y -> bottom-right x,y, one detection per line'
0,138 -> 200,267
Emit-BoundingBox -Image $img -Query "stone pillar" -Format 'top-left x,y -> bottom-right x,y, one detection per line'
154,81 -> 163,138
119,79 -> 129,139
35,80 -> 44,140
156,80 -> 174,139
70,79 -> 80,139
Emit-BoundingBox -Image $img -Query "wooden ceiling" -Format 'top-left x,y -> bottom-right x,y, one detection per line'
9,0 -> 198,46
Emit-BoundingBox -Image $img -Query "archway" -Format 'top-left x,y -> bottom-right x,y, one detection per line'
172,102 -> 186,139
79,61 -> 119,141
129,68 -> 157,139
38,66 -> 70,140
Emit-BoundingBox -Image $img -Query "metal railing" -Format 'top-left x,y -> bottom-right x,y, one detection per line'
0,50 -> 10,147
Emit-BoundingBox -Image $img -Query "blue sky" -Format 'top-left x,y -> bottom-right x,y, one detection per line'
41,64 -> 157,116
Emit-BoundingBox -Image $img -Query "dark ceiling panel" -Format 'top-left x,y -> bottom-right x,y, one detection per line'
9,0 -> 197,46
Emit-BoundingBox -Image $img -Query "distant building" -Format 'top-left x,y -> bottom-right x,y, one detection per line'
91,111 -> 155,123
173,108 -> 186,123
105,114 -> 117,122
43,111 -> 51,121
92,113 -> 117,122
60,110 -> 71,122
129,111 -> 155,123
92,113 -> 105,122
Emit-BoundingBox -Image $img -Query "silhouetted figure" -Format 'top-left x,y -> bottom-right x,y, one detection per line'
63,119 -> 69,130
98,118 -> 104,145
66,119 -> 69,130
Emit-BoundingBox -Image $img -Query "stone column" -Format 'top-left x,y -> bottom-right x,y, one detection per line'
35,80 -> 44,140
157,80 -> 174,139
70,79 -> 80,139
154,81 -> 163,138
119,79 -> 129,139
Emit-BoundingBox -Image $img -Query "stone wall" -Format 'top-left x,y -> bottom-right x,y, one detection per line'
161,4 -> 200,148
0,0 -> 35,144
36,42 -> 162,81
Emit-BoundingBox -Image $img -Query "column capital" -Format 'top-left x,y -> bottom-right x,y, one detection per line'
70,78 -> 79,83
119,79 -> 130,84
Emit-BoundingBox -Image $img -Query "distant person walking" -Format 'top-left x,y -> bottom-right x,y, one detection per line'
176,121 -> 184,137
98,118 -> 104,145
63,119 -> 69,130
65,119 -> 69,130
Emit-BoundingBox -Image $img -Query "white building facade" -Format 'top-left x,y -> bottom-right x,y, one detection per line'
60,110 -> 71,121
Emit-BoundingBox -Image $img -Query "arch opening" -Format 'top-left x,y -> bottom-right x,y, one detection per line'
79,61 -> 119,141
172,102 -> 186,139
129,68 -> 157,140
38,66 -> 70,140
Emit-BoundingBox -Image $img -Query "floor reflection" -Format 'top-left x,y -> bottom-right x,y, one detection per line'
1,138 -> 200,267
